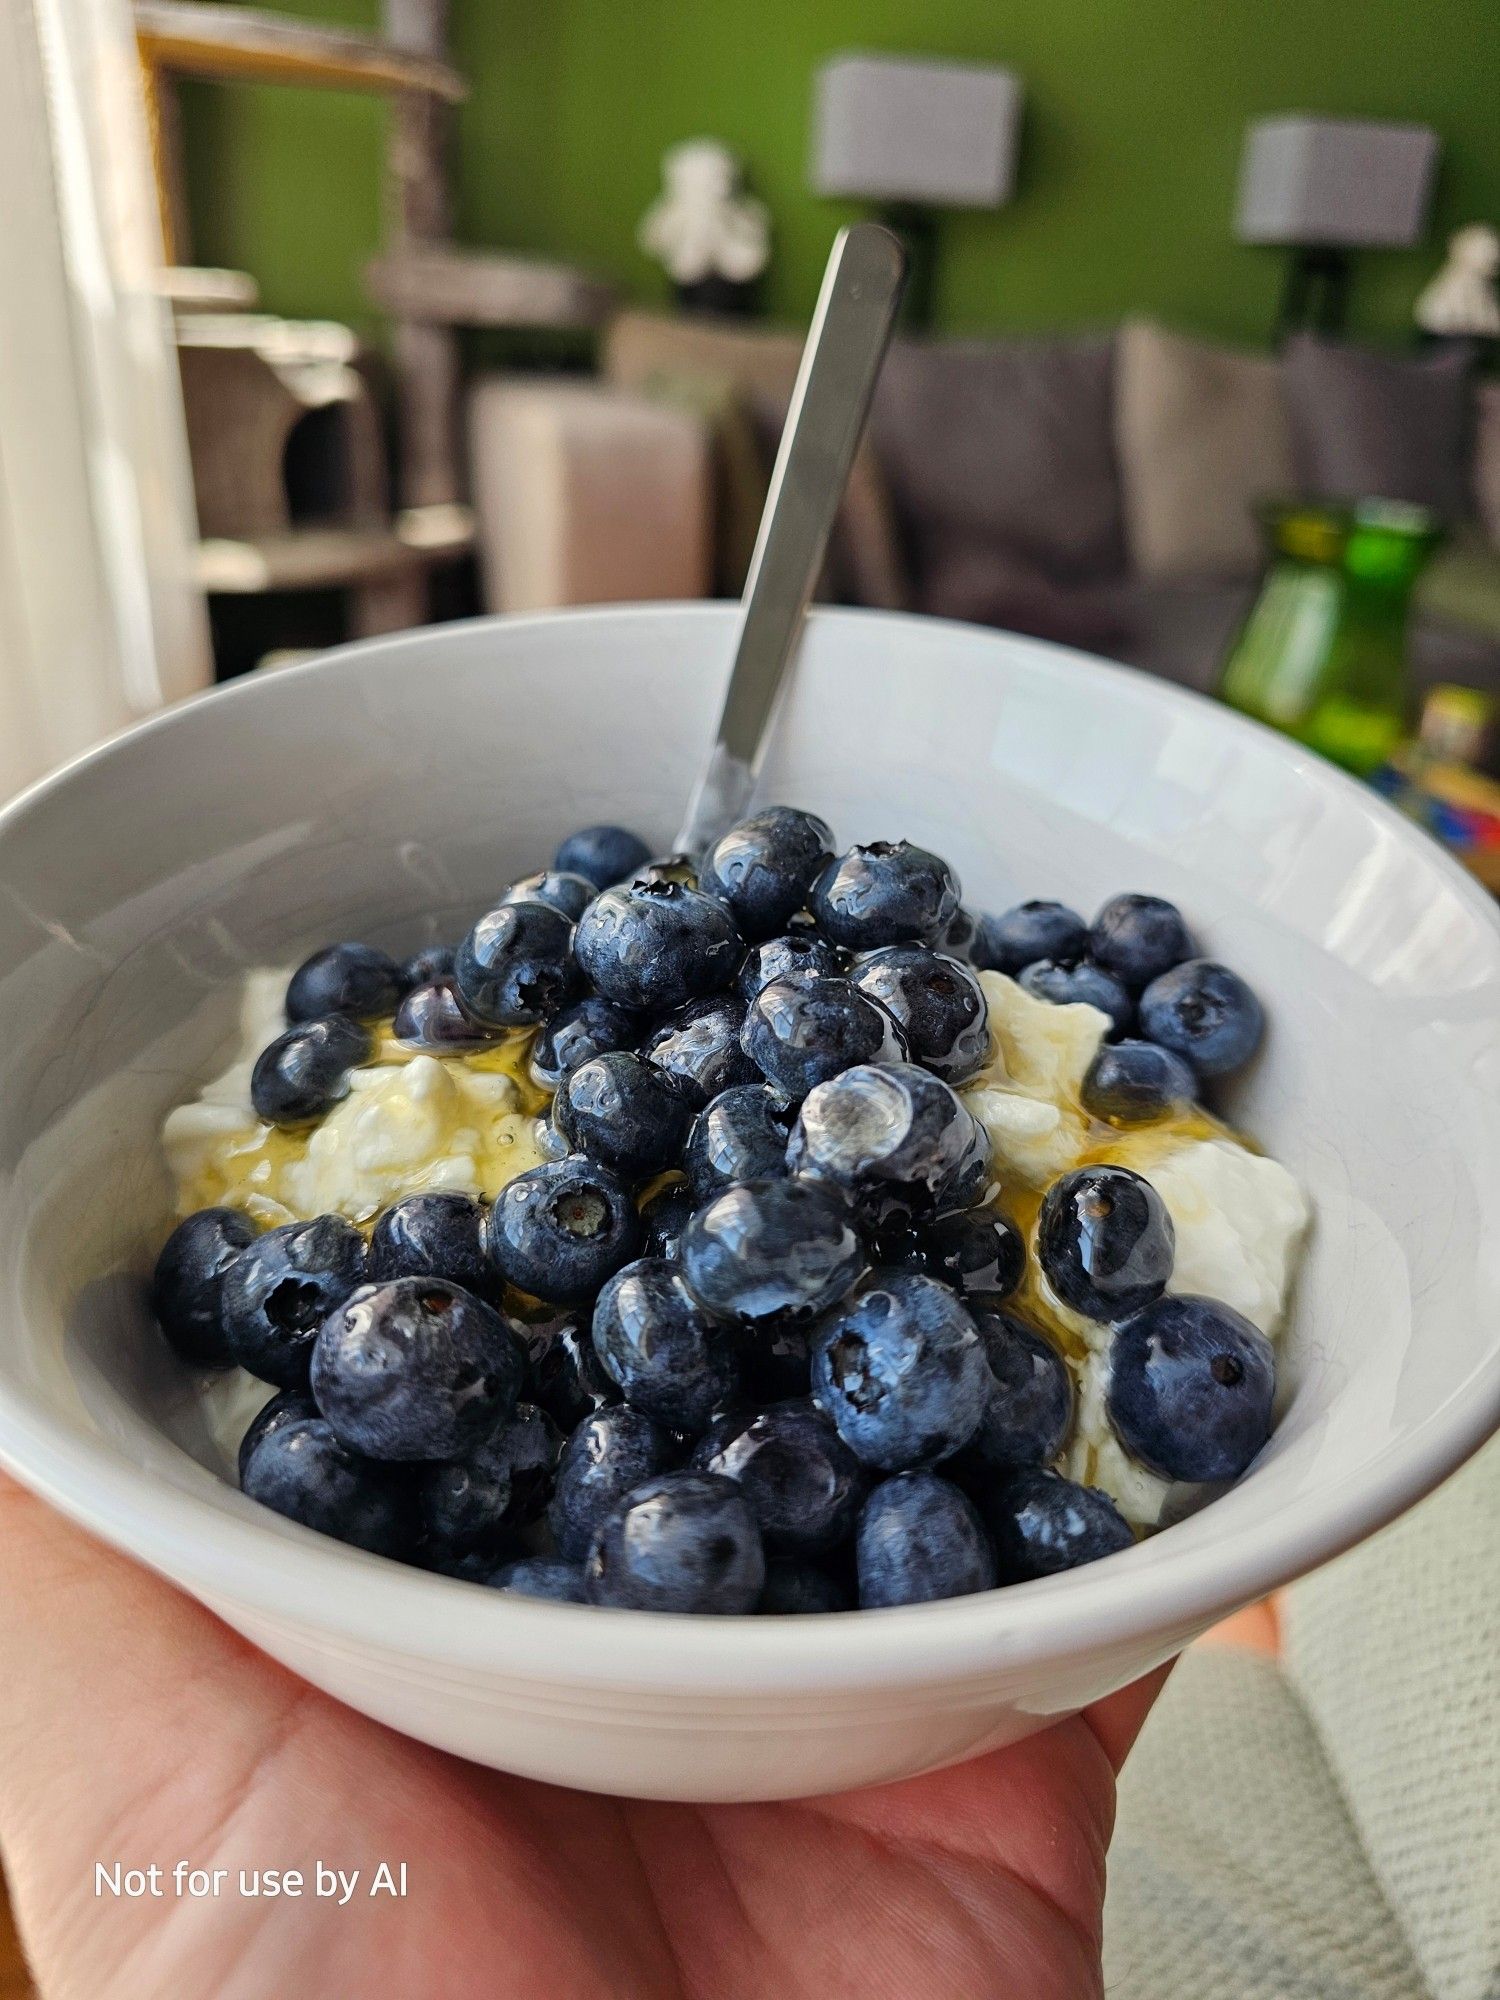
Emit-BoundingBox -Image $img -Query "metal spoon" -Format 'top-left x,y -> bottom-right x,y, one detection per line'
673,223 -> 908,856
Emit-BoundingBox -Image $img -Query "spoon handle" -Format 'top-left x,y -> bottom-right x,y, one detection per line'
674,223 -> 907,855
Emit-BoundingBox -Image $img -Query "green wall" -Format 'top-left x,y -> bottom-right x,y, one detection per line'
180,0 -> 1500,347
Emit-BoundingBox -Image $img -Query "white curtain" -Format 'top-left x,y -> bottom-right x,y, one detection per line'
0,0 -> 210,804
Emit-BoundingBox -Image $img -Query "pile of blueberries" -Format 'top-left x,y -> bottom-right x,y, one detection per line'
152,809 -> 1273,1615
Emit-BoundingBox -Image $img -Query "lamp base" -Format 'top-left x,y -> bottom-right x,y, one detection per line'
1275,245 -> 1352,341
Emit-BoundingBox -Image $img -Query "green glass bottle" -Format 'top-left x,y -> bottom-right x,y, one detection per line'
1219,501 -> 1442,777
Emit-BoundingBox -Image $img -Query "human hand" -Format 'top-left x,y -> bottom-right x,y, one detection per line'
0,1477 -> 1166,2000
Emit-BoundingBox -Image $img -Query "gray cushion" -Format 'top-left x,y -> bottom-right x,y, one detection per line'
1282,334 -> 1474,520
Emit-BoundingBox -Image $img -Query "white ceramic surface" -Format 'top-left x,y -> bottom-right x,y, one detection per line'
0,604 -> 1496,1803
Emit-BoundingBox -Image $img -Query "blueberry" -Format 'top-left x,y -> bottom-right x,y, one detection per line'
454,899 -> 578,1028
1090,894 -> 1195,991
1138,959 -> 1265,1078
240,1416 -> 411,1558
742,1318 -> 814,1401
250,1015 -> 372,1125
152,1206 -> 257,1367
528,995 -> 640,1091
811,1270 -> 989,1470
573,881 -> 740,1013
591,1258 -> 741,1431
221,1214 -> 367,1388
941,906 -> 980,961
683,1084 -> 794,1204
681,1177 -> 865,1326
740,974 -> 907,1099
553,823 -> 651,890
884,1206 -> 1025,1307
737,928 -> 845,1005
486,1157 -> 644,1305
392,980 -> 492,1051
1081,1038 -> 1197,1126
984,1467 -> 1134,1580
237,1388 -> 317,1481
850,946 -> 990,1084
951,1311 -> 1074,1473
697,1400 -> 866,1558
788,1063 -> 991,1216
401,941 -> 456,988
1019,959 -> 1134,1037
1038,1166 -> 1174,1323
1107,1294 -> 1275,1483
523,1314 -> 621,1430
285,943 -> 404,1023
489,1556 -> 587,1602
417,1401 -> 562,1559
548,1405 -> 679,1559
759,1561 -> 853,1613
697,807 -> 835,942
369,1190 -> 489,1296
584,1471 -> 765,1614
633,851 -> 699,888
643,994 -> 756,1105
639,1181 -> 696,1262
553,1051 -> 695,1180
312,1277 -> 526,1462
809,840 -> 960,950
856,1472 -> 996,1607
975,900 -> 1089,976
502,869 -> 597,923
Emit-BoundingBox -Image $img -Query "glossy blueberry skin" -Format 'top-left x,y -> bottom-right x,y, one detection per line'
454,898 -> 578,1028
759,1561 -> 853,1614
643,994 -> 756,1106
285,942 -> 404,1023
884,1207 -> 1025,1307
856,1472 -> 996,1608
502,869 -> 596,923
789,1062 -> 991,1217
1081,1037 -> 1197,1126
985,1467 -> 1134,1580
490,1557 -> 587,1603
311,1277 -> 526,1462
1090,893 -> 1195,991
554,823 -> 652,890
553,1051 -> 696,1180
250,1014 -> 372,1126
416,1401 -> 562,1558
392,980 -> 492,1051
1019,959 -> 1135,1038
152,1206 -> 257,1366
697,1400 -> 866,1558
850,945 -> 990,1084
240,1416 -> 410,1559
573,879 -> 742,1013
811,1270 -> 989,1471
975,900 -> 1089,976
529,995 -> 641,1091
639,1182 -> 696,1262
737,928 -> 845,1005
941,906 -> 980,962
401,941 -> 456,988
237,1388 -> 318,1481
809,840 -> 961,950
1108,1294 -> 1276,1483
584,1471 -> 765,1614
221,1213 -> 368,1388
740,974 -> 907,1099
523,1314 -> 621,1431
591,1258 -> 741,1431
1038,1165 -> 1175,1324
1138,959 -> 1265,1078
952,1311 -> 1074,1474
486,1157 -> 644,1306
680,1177 -> 865,1326
742,1317 -> 814,1401
697,807 -> 836,942
683,1084 -> 794,1204
369,1190 -> 489,1296
548,1405 -> 679,1560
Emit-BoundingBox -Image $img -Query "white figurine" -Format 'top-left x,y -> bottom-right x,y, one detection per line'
1415,224 -> 1500,339
638,139 -> 770,303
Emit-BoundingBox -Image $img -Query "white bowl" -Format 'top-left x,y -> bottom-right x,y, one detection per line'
0,605 -> 1496,1803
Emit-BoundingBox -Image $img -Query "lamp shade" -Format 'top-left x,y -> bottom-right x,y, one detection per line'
1234,116 -> 1439,249
811,52 -> 1022,210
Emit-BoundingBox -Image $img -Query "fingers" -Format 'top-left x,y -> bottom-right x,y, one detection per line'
1080,1659 -> 1175,1772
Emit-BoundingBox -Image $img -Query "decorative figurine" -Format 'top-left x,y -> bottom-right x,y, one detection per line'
1415,224 -> 1500,346
638,139 -> 770,316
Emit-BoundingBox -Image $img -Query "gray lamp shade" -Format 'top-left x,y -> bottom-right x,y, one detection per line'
1235,116 -> 1439,248
811,52 -> 1022,209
